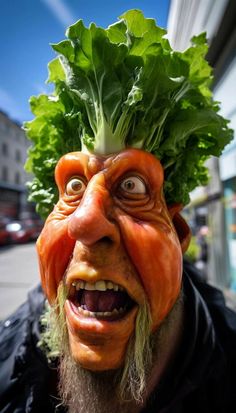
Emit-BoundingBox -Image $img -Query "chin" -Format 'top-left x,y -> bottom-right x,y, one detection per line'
68,334 -> 125,371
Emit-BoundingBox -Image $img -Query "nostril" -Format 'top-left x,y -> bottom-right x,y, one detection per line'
97,236 -> 114,245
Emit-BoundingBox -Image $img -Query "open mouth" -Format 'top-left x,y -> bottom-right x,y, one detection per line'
68,279 -> 136,321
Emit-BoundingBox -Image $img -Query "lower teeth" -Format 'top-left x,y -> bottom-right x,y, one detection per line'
77,306 -> 126,318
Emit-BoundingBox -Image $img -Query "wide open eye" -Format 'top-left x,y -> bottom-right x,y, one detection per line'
66,177 -> 86,196
119,176 -> 147,195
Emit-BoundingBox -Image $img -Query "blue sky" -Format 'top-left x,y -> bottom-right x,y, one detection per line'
0,0 -> 170,124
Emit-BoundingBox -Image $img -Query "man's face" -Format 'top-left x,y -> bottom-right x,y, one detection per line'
37,148 -> 183,371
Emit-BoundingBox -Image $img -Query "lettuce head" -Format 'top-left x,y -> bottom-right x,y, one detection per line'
24,9 -> 233,218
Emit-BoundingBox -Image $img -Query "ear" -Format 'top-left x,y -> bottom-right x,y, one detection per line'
168,204 -> 191,254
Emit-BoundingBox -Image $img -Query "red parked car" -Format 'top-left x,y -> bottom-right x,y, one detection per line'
0,220 -> 11,245
0,219 -> 43,245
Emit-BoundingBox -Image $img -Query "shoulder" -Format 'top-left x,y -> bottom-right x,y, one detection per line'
0,285 -> 55,413
183,260 -> 236,411
0,284 -> 45,352
183,259 -> 236,342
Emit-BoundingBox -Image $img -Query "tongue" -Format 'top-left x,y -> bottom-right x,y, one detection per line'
80,290 -> 128,312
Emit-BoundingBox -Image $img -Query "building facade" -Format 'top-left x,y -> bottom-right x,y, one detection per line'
167,0 -> 236,291
0,111 -> 33,219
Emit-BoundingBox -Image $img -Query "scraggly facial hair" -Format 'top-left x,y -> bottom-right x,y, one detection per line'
47,282 -> 182,413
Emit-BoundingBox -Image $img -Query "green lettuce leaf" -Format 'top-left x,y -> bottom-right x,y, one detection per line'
24,9 -> 233,218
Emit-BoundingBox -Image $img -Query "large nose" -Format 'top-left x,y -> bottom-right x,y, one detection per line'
68,175 -> 119,246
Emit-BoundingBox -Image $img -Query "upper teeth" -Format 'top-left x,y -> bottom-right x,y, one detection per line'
72,280 -> 124,292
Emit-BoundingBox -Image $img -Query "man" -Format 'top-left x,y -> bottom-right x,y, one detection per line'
0,10 -> 235,413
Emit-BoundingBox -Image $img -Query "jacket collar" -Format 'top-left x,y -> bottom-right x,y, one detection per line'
143,269 -> 225,412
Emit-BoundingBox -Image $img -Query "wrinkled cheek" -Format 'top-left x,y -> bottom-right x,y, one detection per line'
118,216 -> 182,329
36,217 -> 75,304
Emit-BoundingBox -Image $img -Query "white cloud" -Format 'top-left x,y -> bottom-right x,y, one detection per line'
0,87 -> 15,108
0,87 -> 25,122
41,0 -> 76,27
33,82 -> 52,95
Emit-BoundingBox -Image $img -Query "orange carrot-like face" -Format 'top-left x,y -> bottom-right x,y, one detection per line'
37,148 -> 187,371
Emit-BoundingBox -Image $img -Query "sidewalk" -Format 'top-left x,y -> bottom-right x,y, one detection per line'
0,243 -> 39,320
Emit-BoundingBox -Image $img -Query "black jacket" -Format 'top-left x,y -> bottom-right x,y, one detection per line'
0,263 -> 236,413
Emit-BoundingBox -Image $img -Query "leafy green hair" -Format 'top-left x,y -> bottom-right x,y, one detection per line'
24,9 -> 233,219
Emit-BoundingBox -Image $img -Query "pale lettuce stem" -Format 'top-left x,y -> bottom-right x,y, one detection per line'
172,80 -> 190,103
98,71 -> 105,104
163,157 -> 177,169
70,87 -> 97,136
145,107 -> 171,151
91,56 -> 105,116
146,82 -> 190,152
110,99 -> 122,126
84,100 -> 97,136
113,106 -> 133,144
90,57 -> 116,154
86,76 -> 100,132
144,87 -> 158,117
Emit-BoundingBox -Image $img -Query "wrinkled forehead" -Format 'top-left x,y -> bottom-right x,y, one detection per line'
55,148 -> 164,190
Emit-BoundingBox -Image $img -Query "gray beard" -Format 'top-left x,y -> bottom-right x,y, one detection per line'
59,355 -> 140,413
47,284 -> 183,413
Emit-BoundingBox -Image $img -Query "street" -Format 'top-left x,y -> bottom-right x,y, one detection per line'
0,242 -> 40,320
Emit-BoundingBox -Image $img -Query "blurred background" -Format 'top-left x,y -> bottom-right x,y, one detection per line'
0,0 -> 235,319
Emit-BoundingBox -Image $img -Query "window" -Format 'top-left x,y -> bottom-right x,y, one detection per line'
15,149 -> 21,162
15,172 -> 21,185
2,166 -> 8,182
2,142 -> 8,156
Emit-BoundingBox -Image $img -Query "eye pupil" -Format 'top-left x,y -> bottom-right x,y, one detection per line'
120,175 -> 147,195
66,177 -> 86,196
71,181 -> 82,191
125,180 -> 135,190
